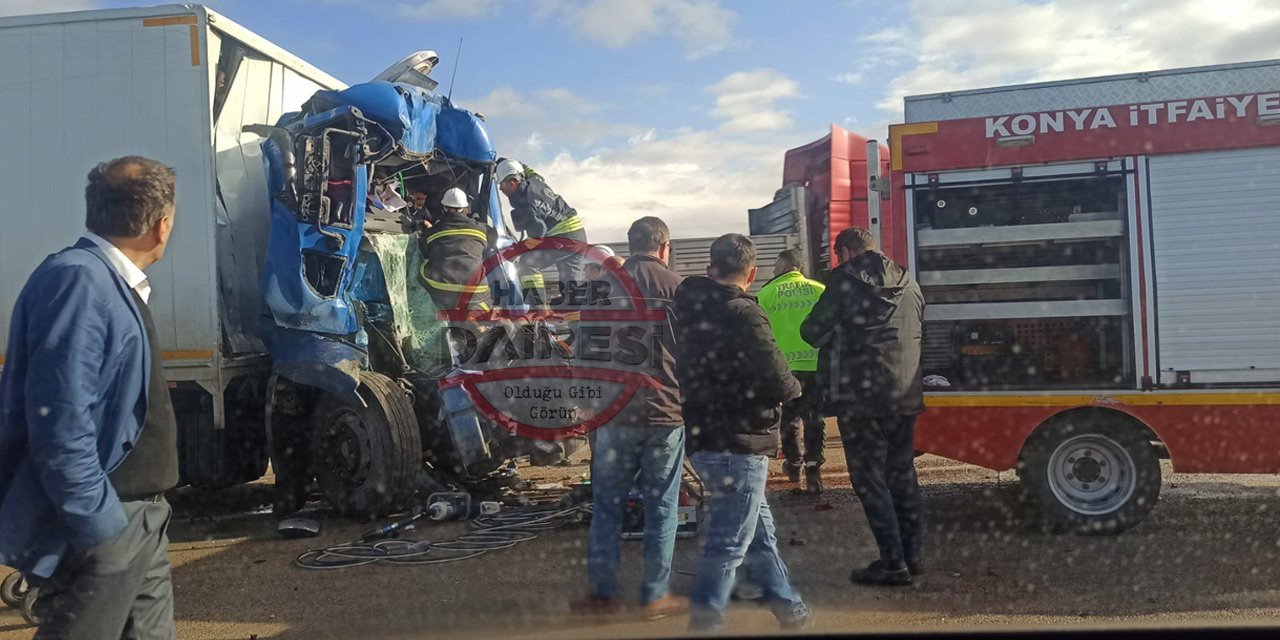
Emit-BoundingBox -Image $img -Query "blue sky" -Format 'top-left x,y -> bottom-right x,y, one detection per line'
5,0 -> 1280,240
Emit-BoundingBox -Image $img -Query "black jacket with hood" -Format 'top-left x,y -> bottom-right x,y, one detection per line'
672,276 -> 801,456
800,251 -> 925,417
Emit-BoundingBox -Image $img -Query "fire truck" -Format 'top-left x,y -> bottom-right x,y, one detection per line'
755,58 -> 1280,533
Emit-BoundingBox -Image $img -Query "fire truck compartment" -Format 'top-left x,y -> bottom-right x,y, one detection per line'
912,171 -> 1134,390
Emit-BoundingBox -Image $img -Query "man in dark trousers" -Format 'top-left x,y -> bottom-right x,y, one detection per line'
0,156 -> 180,638
672,233 -> 810,632
800,227 -> 925,587
756,249 -> 827,494
496,159 -> 588,290
574,216 -> 687,619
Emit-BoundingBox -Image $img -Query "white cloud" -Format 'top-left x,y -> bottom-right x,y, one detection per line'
0,0 -> 95,17
465,86 -> 645,152
833,71 -> 865,86
469,86 -> 540,119
394,0 -> 505,20
536,0 -> 738,59
518,128 -> 793,242
872,0 -> 1280,117
707,68 -> 801,132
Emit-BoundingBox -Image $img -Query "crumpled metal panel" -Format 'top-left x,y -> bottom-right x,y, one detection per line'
436,105 -> 496,163
308,81 -> 440,156
262,324 -> 363,402
259,112 -> 369,336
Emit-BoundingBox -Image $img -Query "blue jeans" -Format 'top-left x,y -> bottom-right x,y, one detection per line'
689,451 -> 804,630
587,426 -> 686,604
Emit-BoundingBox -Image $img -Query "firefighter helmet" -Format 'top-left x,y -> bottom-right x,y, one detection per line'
496,159 -> 525,183
441,188 -> 469,209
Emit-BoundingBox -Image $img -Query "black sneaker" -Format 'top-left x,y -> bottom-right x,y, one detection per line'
850,560 -> 912,587
804,466 -> 823,495
784,461 -> 802,483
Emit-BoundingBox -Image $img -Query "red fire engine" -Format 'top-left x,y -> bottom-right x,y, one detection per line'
759,59 -> 1280,533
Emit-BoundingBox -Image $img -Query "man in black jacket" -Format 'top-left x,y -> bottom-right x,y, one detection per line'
672,233 -> 810,632
800,227 -> 925,587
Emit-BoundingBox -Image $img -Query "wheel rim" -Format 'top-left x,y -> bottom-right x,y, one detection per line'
317,408 -> 374,491
1046,433 -> 1136,516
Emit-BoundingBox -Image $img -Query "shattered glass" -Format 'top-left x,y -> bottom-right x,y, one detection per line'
366,233 -> 450,377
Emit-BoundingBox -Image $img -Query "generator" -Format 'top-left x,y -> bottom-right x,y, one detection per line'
620,480 -> 702,540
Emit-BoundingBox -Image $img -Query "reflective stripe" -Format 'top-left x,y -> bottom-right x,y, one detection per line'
547,215 -> 584,236
419,261 -> 490,293
424,277 -> 490,293
521,273 -> 545,288
425,228 -> 488,244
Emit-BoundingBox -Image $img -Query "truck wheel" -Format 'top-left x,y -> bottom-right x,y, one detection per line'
2,571 -> 27,608
312,372 -> 422,517
1017,415 -> 1161,534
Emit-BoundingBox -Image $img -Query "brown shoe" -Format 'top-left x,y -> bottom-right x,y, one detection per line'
570,595 -> 625,615
641,594 -> 689,620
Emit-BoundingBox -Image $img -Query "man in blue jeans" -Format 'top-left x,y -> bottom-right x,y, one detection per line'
672,233 -> 812,631
573,217 -> 688,619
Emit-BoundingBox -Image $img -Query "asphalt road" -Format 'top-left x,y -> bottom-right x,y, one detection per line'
6,440 -> 1280,639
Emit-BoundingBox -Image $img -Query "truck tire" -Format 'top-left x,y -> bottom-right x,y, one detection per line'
2,571 -> 27,608
1017,414 -> 1161,534
312,372 -> 422,517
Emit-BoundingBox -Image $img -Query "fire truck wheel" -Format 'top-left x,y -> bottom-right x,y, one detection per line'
312,372 -> 423,517
1017,415 -> 1161,535
2,571 -> 27,608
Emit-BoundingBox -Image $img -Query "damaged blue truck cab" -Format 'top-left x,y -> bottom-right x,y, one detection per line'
255,78 -> 556,516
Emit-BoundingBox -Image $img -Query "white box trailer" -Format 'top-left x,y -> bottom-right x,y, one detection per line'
602,233 -> 802,294
884,59 -> 1280,532
0,4 -> 343,487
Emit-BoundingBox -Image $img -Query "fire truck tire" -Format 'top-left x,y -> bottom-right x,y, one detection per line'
312,372 -> 423,517
1017,415 -> 1161,535
2,571 -> 27,608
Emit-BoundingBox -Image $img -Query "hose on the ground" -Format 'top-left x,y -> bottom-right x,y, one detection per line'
294,503 -> 590,570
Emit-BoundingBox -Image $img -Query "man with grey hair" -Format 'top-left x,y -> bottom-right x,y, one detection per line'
0,156 -> 180,639
575,216 -> 687,619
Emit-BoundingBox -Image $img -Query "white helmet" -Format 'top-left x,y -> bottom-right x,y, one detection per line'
593,244 -> 616,259
496,159 -> 525,183
441,187 -> 469,209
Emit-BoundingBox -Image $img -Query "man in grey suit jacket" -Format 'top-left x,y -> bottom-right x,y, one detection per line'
0,156 -> 180,639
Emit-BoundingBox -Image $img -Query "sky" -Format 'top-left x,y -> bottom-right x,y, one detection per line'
3,0 -> 1280,241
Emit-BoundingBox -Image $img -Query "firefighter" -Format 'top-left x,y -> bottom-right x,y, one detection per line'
496,159 -> 589,293
418,187 -> 492,312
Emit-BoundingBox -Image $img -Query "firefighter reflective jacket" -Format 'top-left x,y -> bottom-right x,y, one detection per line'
507,173 -> 587,241
418,215 -> 493,311
757,270 -> 825,373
